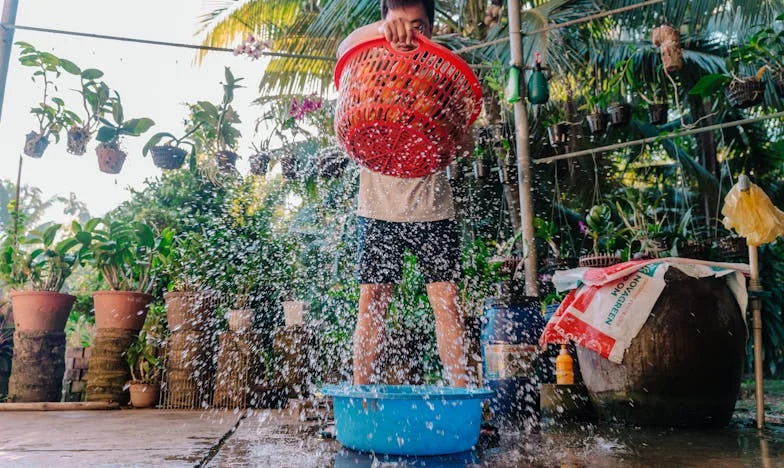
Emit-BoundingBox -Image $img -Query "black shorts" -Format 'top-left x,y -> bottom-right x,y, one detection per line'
357,216 -> 462,284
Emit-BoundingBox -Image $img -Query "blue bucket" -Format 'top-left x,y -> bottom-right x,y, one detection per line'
322,385 -> 493,456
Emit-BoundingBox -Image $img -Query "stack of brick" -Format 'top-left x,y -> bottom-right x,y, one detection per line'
62,347 -> 91,402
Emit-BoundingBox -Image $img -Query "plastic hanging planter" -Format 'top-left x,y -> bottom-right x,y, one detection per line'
334,33 -> 483,178
322,384 -> 493,456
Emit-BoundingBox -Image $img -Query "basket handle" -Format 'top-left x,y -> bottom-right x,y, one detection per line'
375,30 -> 427,56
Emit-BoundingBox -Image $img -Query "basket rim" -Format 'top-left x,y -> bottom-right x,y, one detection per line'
334,33 -> 483,127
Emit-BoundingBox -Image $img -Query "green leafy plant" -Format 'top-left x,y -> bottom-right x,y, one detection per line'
162,231 -> 213,292
63,64 -> 113,154
142,125 -> 202,160
16,42 -> 81,154
534,217 -> 560,258
95,92 -> 154,150
613,188 -> 670,258
584,204 -> 616,255
0,223 -> 83,291
460,238 -> 506,318
187,67 -> 244,155
126,328 -> 162,384
77,218 -> 173,293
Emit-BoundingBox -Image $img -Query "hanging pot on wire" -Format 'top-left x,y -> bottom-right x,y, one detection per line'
527,52 -> 550,105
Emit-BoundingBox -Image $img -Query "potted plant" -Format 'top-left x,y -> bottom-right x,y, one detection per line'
614,189 -> 671,260
580,74 -> 610,135
249,142 -> 271,176
126,328 -> 162,408
0,223 -> 82,332
226,292 -> 253,333
579,204 -> 621,268
16,42 -> 81,158
622,56 -> 672,125
534,217 -> 568,272
161,232 -> 220,332
543,106 -> 573,150
94,93 -> 155,174
142,125 -> 201,171
60,62 -> 112,156
77,219 -> 173,331
187,67 -> 244,172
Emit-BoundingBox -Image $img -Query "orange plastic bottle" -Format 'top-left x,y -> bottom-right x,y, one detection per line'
555,344 -> 574,385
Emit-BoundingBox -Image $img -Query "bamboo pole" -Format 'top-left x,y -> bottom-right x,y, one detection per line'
535,111 -> 784,164
0,0 -> 19,122
455,0 -> 664,55
749,244 -> 765,430
507,0 -> 538,297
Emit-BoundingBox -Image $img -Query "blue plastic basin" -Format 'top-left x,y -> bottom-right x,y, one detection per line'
322,385 -> 493,456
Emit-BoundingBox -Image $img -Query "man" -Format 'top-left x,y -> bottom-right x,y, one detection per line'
337,0 -> 472,387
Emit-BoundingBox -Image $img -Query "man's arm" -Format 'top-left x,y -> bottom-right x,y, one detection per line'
337,21 -> 383,58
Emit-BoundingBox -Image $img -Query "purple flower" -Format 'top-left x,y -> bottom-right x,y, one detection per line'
579,221 -> 588,235
288,95 -> 323,120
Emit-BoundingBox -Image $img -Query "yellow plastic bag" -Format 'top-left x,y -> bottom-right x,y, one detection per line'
722,182 -> 784,247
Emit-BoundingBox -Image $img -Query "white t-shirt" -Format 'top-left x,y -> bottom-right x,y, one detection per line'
357,168 -> 455,222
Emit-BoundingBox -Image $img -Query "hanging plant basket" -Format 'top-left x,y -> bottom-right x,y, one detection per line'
23,131 -> 49,158
446,161 -> 462,181
716,236 -> 748,262
724,78 -> 765,109
648,103 -> 669,125
651,25 -> 683,73
316,148 -> 350,178
607,103 -> 632,126
249,152 -> 270,176
66,127 -> 91,156
775,72 -> 784,98
578,254 -> 622,268
679,239 -> 711,261
150,146 -> 186,170
280,156 -> 298,180
586,112 -> 608,134
473,158 -> 489,179
547,122 -> 571,148
216,150 -> 239,172
95,143 -> 127,174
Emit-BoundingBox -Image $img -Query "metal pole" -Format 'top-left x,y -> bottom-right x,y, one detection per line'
0,0 -> 20,123
749,244 -> 765,430
507,0 -> 538,297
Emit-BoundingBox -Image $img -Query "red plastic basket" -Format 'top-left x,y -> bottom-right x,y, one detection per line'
334,34 -> 483,178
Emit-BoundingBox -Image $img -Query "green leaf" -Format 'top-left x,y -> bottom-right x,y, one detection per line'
75,231 -> 92,245
197,101 -> 220,120
688,73 -> 731,97
81,68 -> 104,80
59,59 -> 81,75
42,224 -> 61,247
135,223 -> 155,248
121,118 -> 155,136
96,126 -> 117,143
142,132 -> 175,156
111,99 -> 123,124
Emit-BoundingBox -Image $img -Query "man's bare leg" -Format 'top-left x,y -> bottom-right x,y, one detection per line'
426,281 -> 469,387
353,283 -> 394,385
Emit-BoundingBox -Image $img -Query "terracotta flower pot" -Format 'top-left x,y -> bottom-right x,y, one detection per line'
67,127 -> 91,156
547,122 -> 570,148
163,291 -> 219,332
93,291 -> 154,331
282,301 -> 308,327
129,382 -> 160,408
96,144 -> 128,174
226,309 -> 253,332
9,290 -> 76,332
150,146 -> 186,170
23,131 -> 49,158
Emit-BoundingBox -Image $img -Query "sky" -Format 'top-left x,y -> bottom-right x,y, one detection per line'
0,0 -> 276,220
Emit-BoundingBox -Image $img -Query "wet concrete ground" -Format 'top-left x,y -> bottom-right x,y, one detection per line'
2,407 -> 784,466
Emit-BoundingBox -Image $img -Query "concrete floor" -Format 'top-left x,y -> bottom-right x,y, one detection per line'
0,409 -> 241,467
3,407 -> 784,467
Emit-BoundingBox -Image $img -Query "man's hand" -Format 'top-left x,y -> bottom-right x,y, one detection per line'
378,18 -> 416,51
